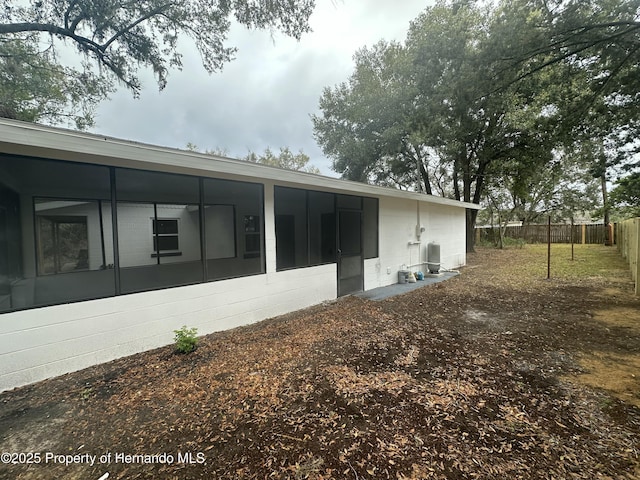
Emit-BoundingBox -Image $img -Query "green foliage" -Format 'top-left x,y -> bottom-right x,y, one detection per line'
610,172 -> 640,218
185,143 -> 230,157
313,40 -> 420,189
174,326 -> 198,354
186,144 -> 319,173
0,36 -> 111,128
506,0 -> 640,227
244,147 -> 320,174
80,386 -> 94,401
313,0 -> 564,251
0,0 -> 314,126
313,0 -> 639,252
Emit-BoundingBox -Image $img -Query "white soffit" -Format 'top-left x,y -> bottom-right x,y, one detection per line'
0,119 -> 481,210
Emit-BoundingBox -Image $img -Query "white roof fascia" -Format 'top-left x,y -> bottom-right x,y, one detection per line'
0,119 -> 481,210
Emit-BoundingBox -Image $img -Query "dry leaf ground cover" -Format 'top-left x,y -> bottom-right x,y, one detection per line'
1,244 -> 639,480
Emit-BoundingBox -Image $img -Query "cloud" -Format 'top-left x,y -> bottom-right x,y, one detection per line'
92,0 -> 432,176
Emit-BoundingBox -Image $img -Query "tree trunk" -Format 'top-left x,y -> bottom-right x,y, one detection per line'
466,208 -> 478,253
419,160 -> 432,195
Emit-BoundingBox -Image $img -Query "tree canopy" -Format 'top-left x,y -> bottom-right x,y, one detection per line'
313,0 -> 640,251
0,36 -> 111,128
611,171 -> 640,218
0,0 -> 315,126
314,0 -> 564,250
244,147 -> 320,174
185,144 -> 319,174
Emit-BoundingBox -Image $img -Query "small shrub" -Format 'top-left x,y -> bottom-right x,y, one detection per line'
80,385 -> 93,401
174,325 -> 198,354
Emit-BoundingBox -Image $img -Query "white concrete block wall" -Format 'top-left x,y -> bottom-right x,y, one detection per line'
421,203 -> 467,269
377,197 -> 420,285
0,264 -> 337,392
0,180 -> 469,392
364,197 -> 467,290
0,180 -> 341,392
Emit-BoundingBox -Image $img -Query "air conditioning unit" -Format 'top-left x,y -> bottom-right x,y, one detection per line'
427,243 -> 441,274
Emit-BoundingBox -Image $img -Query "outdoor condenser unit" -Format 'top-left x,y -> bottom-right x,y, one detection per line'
427,242 -> 441,274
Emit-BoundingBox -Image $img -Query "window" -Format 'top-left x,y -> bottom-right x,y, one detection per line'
153,218 -> 180,255
36,214 -> 89,275
0,185 -> 21,312
0,155 -> 115,310
204,205 -> 235,260
274,188 -> 379,271
115,169 -> 202,293
33,198 -> 114,279
0,155 -> 269,312
337,194 -> 362,210
309,191 -> 335,264
275,187 -> 308,270
203,178 -> 264,281
274,187 -> 337,270
244,215 -> 260,258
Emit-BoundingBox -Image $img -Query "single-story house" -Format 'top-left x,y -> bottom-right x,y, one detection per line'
0,118 -> 480,392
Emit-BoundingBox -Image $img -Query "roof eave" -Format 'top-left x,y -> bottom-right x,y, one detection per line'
0,118 -> 481,210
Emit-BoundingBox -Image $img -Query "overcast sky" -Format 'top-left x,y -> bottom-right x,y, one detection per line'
90,1 -> 433,176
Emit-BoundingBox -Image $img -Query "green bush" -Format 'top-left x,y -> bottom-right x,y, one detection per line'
174,325 -> 198,354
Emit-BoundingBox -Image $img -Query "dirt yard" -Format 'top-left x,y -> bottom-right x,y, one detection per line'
1,244 -> 639,480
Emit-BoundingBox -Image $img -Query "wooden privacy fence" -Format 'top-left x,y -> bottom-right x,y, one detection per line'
616,218 -> 640,296
476,223 -> 609,245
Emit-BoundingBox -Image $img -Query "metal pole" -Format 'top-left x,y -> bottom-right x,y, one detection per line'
547,215 -> 551,280
571,218 -> 574,261
629,218 -> 640,295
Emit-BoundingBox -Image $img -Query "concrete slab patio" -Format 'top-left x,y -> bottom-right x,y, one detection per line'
356,271 -> 459,301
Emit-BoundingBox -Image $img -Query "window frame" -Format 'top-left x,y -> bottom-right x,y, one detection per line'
152,217 -> 181,257
33,197 -> 108,276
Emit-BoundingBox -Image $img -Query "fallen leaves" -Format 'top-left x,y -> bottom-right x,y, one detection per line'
1,246 -> 640,479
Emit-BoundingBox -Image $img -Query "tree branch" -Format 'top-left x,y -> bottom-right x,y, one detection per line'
102,3 -> 174,50
0,22 -> 103,51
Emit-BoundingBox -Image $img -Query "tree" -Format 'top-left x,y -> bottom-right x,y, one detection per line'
185,143 -> 229,157
501,0 -> 640,240
186,144 -> 320,174
0,0 -> 314,126
314,0 -> 562,251
313,41 -> 434,192
244,147 -> 320,174
503,0 -> 640,106
610,171 -> 640,218
480,150 -> 600,247
0,36 -> 110,128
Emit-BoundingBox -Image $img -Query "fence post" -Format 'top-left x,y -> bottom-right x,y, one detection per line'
581,224 -> 586,244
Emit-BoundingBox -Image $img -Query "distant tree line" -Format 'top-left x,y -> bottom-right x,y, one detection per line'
186,144 -> 320,174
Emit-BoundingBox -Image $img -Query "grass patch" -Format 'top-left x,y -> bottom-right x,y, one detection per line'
476,244 -> 632,283
544,244 -> 629,278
